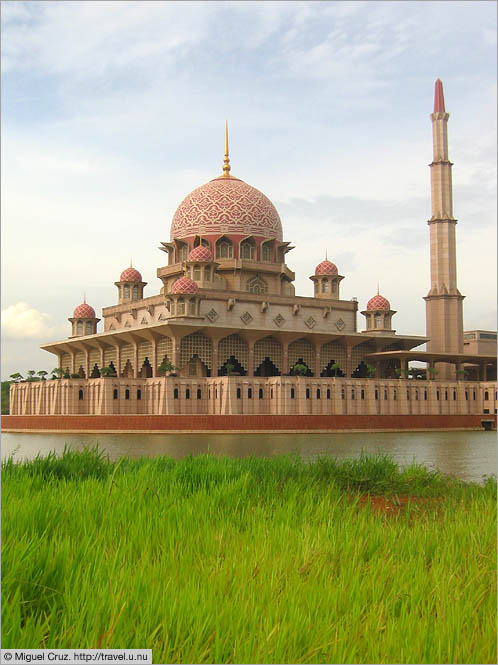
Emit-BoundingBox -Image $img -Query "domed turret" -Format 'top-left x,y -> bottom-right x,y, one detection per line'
310,253 -> 343,300
120,266 -> 142,282
115,262 -> 147,304
69,297 -> 100,338
367,294 -> 391,310
362,289 -> 396,334
315,259 -> 338,275
188,245 -> 213,262
167,276 -> 202,318
171,276 -> 199,294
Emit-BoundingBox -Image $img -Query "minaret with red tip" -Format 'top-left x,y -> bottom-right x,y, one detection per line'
424,79 -> 464,378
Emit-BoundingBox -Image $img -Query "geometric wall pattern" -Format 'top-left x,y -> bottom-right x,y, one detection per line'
320,341 -> 346,373
218,334 -> 249,370
288,338 -> 314,372
180,331 -> 212,370
254,336 -> 282,371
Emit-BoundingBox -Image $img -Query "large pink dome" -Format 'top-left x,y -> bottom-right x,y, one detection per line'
171,175 -> 283,241
171,277 -> 199,294
367,294 -> 391,311
120,266 -> 142,282
73,302 -> 96,318
315,259 -> 338,275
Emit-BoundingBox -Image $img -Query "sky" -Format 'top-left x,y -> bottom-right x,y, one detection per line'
1,0 -> 496,378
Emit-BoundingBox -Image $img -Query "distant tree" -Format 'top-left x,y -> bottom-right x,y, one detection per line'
427,366 -> 439,379
51,368 -> 64,379
63,370 -> 71,379
99,366 -> 114,377
37,370 -> 48,381
1,381 -> 12,415
330,362 -> 342,377
26,370 -> 37,382
9,373 -> 23,383
158,361 -> 176,376
365,363 -> 377,378
70,373 -> 81,379
224,362 -> 235,377
292,363 -> 308,376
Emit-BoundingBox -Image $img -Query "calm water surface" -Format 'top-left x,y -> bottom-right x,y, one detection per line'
2,430 -> 496,483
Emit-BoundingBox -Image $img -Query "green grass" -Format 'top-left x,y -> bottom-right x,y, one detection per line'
2,448 -> 496,663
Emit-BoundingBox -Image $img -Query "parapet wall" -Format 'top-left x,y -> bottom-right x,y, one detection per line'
8,377 -> 497,417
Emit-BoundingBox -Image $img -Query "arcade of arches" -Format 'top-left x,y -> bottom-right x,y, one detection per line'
58,333 -> 402,380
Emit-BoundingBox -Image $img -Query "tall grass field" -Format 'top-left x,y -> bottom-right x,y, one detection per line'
2,448 -> 496,663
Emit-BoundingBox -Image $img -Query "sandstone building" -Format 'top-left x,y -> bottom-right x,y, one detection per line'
10,81 -> 497,418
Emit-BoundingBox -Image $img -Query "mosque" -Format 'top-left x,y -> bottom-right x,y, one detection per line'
8,80 -> 497,421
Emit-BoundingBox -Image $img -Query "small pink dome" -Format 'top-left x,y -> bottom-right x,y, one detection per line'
188,245 -> 213,262
73,302 -> 96,318
171,276 -> 199,294
367,294 -> 391,311
120,267 -> 142,282
315,259 -> 338,275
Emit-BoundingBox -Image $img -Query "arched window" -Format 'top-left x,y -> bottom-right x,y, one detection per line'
124,285 -> 130,298
178,244 -> 189,262
113,389 -> 118,400
240,238 -> 255,260
174,388 -> 179,399
204,266 -> 211,281
137,389 -> 142,400
262,243 -> 273,261
188,298 -> 196,315
77,322 -> 83,335
322,279 -> 329,293
132,285 -> 138,300
125,389 -> 130,400
384,314 -> 390,328
85,321 -> 92,335
247,276 -> 268,294
78,389 -> 83,400
193,265 -> 201,281
197,388 -> 202,399
216,238 -> 233,259
237,388 -> 241,399
375,315 -> 382,328
177,298 -> 185,315
331,281 -> 337,293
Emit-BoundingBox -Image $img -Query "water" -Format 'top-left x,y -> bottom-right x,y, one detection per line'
2,430 -> 496,483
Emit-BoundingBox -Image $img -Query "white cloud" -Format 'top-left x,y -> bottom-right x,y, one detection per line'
1,302 -> 65,339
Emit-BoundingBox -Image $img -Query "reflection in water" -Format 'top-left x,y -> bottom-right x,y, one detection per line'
2,431 -> 496,484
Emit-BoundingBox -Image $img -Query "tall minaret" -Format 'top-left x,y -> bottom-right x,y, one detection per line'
424,79 -> 464,378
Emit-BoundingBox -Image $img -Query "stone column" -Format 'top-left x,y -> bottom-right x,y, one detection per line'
282,341 -> 289,375
212,341 -> 219,378
345,345 -> 353,378
248,342 -> 255,377
132,341 -> 139,379
151,338 -> 157,377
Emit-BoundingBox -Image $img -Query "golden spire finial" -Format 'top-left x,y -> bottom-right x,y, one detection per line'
377,282 -> 380,295
130,257 -> 133,268
325,249 -> 328,261
83,292 -> 86,303
223,120 -> 231,177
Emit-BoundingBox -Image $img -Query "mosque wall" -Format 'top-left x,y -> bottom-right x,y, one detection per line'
9,378 -> 497,418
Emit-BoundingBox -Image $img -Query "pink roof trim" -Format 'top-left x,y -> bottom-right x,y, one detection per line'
434,78 -> 445,113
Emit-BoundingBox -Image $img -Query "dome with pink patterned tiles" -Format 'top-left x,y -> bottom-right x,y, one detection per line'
315,259 -> 338,275
366,294 -> 391,311
120,266 -> 142,282
171,276 -> 199,295
171,175 -> 283,242
188,245 -> 214,262
73,302 -> 96,318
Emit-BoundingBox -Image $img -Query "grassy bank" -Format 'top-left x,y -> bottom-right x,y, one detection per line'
2,449 -> 496,663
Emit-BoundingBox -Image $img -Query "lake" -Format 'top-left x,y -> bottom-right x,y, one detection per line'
2,430 -> 496,484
